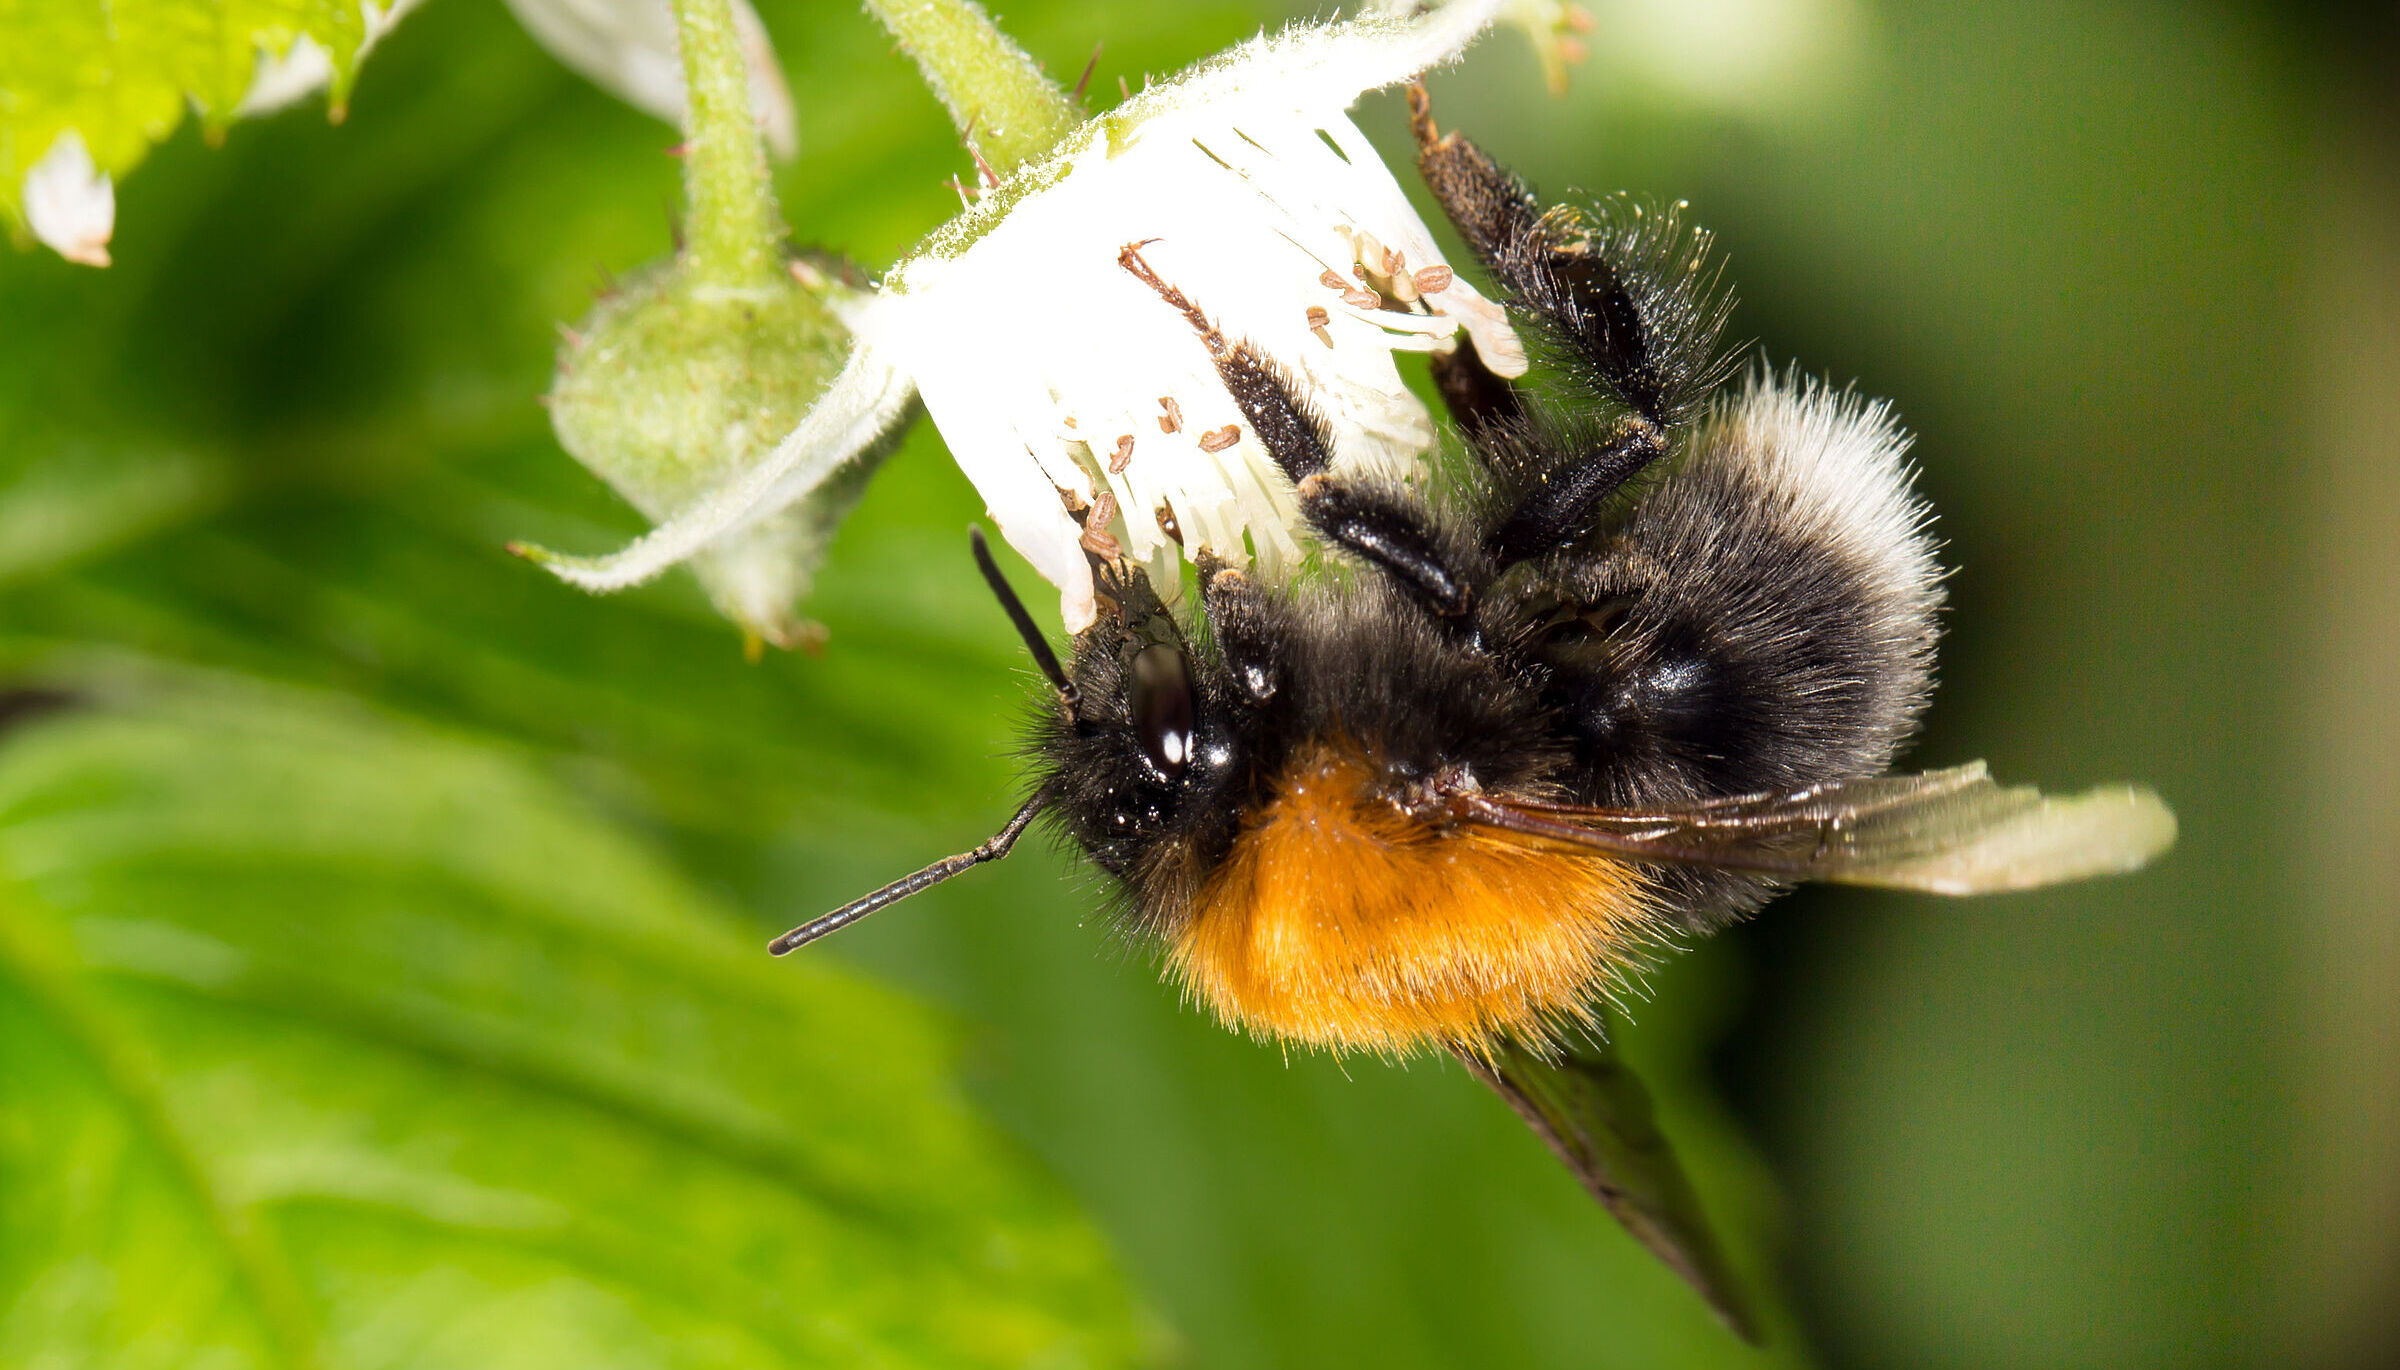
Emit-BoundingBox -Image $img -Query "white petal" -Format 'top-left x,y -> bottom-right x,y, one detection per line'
501,0 -> 796,158
878,0 -> 1518,623
521,0 -> 1510,628
517,340 -> 913,590
872,293 -> 1098,629
23,132 -> 114,268
1130,0 -> 1500,115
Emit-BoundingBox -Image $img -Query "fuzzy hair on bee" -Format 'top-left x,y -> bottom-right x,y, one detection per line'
777,86 -> 2171,1053
771,84 -> 2174,1338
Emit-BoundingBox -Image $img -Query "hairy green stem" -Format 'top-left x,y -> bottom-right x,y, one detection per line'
674,0 -> 783,287
862,0 -> 1082,176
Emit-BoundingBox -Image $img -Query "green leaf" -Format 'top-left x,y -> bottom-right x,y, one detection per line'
1455,1034 -> 1763,1341
0,680 -> 1145,1368
0,0 -> 379,239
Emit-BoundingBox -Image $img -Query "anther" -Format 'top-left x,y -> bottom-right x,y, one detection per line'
1306,305 -> 1333,347
1110,434 -> 1136,473
1413,264 -> 1454,294
1199,425 -> 1240,453
1320,269 -> 1349,291
1079,490 -> 1122,559
1157,397 -> 1183,433
1342,286 -> 1382,310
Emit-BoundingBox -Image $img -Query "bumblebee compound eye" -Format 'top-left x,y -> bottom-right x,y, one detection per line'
1131,645 -> 1197,781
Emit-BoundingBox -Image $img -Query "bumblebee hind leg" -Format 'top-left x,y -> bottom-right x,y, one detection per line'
1410,86 -> 1736,563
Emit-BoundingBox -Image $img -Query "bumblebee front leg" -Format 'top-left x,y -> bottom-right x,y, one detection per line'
1197,553 -> 1283,703
1120,245 -> 1480,619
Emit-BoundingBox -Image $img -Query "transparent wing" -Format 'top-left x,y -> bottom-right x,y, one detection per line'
1452,762 -> 2176,895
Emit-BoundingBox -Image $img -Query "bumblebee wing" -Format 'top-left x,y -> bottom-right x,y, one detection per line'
1454,1035 -> 1762,1342
1455,762 -> 2175,894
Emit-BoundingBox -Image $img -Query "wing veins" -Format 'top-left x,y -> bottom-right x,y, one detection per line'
1451,763 -> 2175,895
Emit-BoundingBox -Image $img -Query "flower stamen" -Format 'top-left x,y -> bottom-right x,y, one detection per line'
1080,490 -> 1124,558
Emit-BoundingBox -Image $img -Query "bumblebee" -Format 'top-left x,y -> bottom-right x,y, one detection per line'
773,89 -> 2174,1335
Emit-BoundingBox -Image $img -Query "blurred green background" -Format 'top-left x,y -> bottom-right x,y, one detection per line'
3,0 -> 2394,1367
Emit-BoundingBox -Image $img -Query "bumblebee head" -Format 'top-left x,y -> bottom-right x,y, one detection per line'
1025,551 -> 1251,913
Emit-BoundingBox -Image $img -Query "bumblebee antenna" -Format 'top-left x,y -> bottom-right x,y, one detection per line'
970,527 -> 1078,707
768,793 -> 1045,955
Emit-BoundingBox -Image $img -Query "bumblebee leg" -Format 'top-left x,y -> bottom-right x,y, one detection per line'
1486,417 -> 1667,562
1217,343 -> 1334,482
1410,84 -> 1734,566
1409,83 -> 1544,285
1120,244 -> 1478,617
1295,474 -> 1472,617
1431,335 -> 1526,441
1412,84 -> 1730,428
1198,557 -> 1284,703
1218,348 -> 1472,617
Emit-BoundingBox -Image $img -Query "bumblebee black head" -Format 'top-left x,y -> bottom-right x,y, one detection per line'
1029,556 -> 1250,912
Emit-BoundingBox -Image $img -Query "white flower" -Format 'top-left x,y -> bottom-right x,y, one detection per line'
530,0 -> 1522,631
500,0 -> 797,159
23,132 -> 115,268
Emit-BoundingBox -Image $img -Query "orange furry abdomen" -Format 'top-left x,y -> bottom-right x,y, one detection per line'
1172,743 -> 1654,1056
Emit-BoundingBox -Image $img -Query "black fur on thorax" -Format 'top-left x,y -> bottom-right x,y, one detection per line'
1029,559 -> 1570,943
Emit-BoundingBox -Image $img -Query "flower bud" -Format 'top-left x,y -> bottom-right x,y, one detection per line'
545,253 -> 879,651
